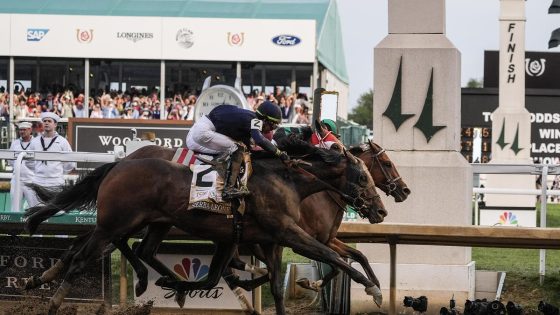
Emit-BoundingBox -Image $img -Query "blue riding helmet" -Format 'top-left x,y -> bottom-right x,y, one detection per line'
256,101 -> 282,124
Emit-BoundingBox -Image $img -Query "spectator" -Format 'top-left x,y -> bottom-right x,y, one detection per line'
72,100 -> 87,118
27,112 -> 76,207
90,104 -> 103,118
8,122 -> 34,212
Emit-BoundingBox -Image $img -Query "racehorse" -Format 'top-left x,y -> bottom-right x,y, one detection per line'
25,142 -> 387,315
25,138 -> 408,314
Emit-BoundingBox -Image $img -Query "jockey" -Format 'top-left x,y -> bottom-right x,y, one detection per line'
186,101 -> 289,199
310,119 -> 341,149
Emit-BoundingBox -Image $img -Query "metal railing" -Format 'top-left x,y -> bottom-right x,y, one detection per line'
471,163 -> 560,285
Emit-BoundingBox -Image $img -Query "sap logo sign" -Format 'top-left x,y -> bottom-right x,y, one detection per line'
27,29 -> 49,41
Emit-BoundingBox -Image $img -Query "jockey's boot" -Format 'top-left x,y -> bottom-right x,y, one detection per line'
222,148 -> 250,200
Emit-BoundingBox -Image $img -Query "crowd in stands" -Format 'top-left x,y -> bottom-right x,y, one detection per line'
0,85 -> 312,124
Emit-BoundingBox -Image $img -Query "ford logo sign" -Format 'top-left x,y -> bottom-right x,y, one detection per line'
272,35 -> 301,46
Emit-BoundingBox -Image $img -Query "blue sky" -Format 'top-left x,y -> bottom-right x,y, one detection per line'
337,0 -> 560,109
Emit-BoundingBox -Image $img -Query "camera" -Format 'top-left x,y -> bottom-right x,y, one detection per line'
403,296 -> 428,313
465,299 -> 489,315
506,301 -> 523,315
440,295 -> 458,315
539,301 -> 559,315
487,300 -> 506,315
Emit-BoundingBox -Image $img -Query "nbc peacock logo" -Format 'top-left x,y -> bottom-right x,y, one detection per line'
498,211 -> 518,226
173,257 -> 209,282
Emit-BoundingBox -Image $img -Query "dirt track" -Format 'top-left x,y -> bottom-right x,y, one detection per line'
0,300 -> 153,315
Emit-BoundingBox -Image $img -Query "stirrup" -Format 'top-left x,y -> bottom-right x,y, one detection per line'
222,186 -> 250,200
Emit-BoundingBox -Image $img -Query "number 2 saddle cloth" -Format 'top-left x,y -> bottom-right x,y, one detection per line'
172,148 -> 251,215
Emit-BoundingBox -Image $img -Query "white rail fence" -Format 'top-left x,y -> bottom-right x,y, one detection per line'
0,150 -> 118,212
472,163 -> 560,285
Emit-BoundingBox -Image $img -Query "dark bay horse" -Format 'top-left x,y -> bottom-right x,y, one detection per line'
26,139 -> 407,314
25,145 -> 387,314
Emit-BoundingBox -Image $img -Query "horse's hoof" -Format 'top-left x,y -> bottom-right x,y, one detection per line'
175,291 -> 186,308
254,267 -> 268,277
135,280 -> 147,297
365,285 -> 382,307
296,278 -> 319,292
155,276 -> 171,287
24,276 -> 41,290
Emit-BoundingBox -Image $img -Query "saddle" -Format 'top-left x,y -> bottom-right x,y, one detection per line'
172,148 -> 251,215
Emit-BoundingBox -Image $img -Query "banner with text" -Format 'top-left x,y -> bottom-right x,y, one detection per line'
6,14 -> 315,62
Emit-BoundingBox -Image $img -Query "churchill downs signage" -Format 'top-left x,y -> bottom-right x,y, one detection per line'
0,236 -> 110,301
68,118 -> 192,154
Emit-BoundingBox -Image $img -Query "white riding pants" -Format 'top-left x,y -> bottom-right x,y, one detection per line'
186,115 -> 238,155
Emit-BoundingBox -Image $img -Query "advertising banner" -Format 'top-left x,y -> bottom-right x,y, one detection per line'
161,17 -> 315,62
5,14 -> 315,62
479,206 -> 536,227
0,15 -> 10,56
10,15 -> 162,59
131,242 -> 253,310
0,236 -> 110,302
68,118 -> 191,153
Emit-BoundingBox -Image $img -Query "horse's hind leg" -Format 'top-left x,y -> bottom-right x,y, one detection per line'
25,230 -> 93,290
48,227 -> 112,315
261,244 -> 285,315
112,237 -> 149,297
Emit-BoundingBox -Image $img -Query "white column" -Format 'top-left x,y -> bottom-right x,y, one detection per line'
84,58 -> 90,117
356,1 -> 474,313
160,60 -> 165,120
485,0 -> 533,208
8,57 -> 14,143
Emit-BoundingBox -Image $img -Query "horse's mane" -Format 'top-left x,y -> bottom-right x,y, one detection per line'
254,134 -> 341,165
349,143 -> 368,155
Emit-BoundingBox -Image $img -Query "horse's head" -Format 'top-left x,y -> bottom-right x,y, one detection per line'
339,148 -> 387,224
350,140 -> 410,202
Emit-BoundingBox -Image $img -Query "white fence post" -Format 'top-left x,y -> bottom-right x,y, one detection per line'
11,152 -> 26,212
540,165 -> 548,285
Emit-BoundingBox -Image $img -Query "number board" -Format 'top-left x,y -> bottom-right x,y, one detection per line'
461,127 -> 492,163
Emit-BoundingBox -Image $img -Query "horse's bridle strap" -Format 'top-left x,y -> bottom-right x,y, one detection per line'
292,165 -> 355,204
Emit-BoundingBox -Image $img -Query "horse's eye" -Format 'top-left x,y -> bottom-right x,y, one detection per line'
359,174 -> 368,186
383,161 -> 392,168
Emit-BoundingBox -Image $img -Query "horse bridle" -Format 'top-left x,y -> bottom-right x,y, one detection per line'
291,160 -> 379,218
367,140 -> 401,196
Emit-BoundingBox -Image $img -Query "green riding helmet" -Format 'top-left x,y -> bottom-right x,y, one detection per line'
321,119 -> 340,137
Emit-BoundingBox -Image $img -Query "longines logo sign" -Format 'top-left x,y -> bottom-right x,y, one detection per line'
116,32 -> 154,43
484,50 -> 560,89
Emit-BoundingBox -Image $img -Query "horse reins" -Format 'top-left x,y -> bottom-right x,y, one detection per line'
368,140 -> 401,196
290,162 -> 376,217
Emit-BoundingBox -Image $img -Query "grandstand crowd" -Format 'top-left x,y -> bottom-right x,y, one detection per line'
0,85 -> 312,124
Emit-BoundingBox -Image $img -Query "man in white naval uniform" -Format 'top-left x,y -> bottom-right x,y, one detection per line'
8,121 -> 34,211
27,112 -> 76,207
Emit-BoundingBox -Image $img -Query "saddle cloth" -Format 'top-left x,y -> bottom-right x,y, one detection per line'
172,148 -> 251,215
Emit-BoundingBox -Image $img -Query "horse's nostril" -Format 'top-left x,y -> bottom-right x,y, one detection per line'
403,187 -> 411,195
378,209 -> 388,217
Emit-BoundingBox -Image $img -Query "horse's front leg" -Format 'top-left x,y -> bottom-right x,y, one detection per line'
328,237 -> 380,288
279,225 -> 382,307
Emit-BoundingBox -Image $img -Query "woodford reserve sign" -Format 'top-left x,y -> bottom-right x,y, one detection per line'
68,118 -> 192,155
0,236 -> 110,302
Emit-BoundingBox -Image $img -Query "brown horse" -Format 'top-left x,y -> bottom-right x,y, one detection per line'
25,144 -> 387,314
26,139 -> 407,314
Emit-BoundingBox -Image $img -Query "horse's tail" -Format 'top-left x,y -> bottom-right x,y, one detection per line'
30,185 -> 62,204
24,162 -> 119,235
